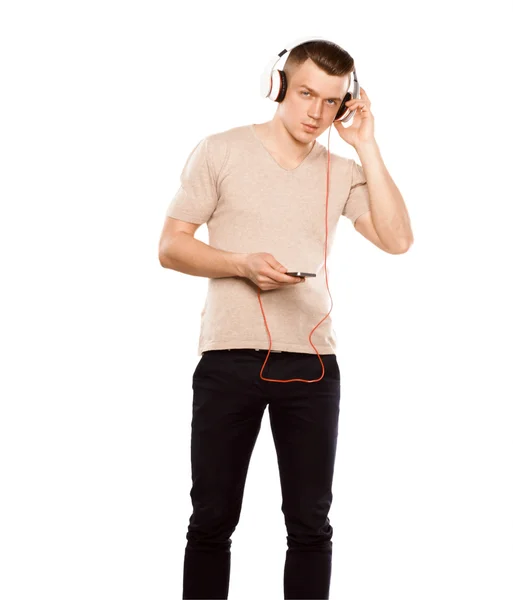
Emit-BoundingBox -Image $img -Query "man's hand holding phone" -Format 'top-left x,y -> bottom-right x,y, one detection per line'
241,252 -> 315,291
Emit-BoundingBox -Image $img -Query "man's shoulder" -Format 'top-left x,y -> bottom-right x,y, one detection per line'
199,124 -> 252,168
188,124 -> 250,174
315,142 -> 352,166
204,124 -> 252,147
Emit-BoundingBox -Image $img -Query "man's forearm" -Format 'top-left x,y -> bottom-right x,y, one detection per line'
159,233 -> 248,279
355,139 -> 413,251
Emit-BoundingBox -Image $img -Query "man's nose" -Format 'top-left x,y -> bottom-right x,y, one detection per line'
308,99 -> 323,118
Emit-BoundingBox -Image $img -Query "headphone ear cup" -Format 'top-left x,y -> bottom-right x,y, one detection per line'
335,91 -> 353,121
275,69 -> 287,103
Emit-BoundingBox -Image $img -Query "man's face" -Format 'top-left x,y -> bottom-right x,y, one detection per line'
280,58 -> 351,140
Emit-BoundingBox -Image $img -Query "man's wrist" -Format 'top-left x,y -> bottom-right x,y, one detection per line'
232,253 -> 248,278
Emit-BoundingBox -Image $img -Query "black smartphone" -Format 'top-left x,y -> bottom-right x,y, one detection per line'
285,271 -> 316,277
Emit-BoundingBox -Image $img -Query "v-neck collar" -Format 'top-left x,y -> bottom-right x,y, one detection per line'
249,124 -> 320,172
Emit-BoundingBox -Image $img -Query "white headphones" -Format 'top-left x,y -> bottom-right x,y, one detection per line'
259,35 -> 360,123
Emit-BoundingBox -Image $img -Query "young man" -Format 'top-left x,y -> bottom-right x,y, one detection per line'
159,40 -> 413,600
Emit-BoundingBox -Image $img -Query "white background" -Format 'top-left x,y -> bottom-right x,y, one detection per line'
1,1 -> 512,599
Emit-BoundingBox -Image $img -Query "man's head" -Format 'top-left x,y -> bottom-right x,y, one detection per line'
277,40 -> 354,142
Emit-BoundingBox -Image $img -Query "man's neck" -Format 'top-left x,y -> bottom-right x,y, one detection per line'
259,119 -> 315,162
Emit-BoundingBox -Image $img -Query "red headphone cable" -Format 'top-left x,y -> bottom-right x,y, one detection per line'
257,122 -> 335,383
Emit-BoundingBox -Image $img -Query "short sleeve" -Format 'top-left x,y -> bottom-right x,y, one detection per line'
342,159 -> 371,224
165,137 -> 219,225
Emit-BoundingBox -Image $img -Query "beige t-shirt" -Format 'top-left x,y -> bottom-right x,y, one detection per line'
165,124 -> 370,357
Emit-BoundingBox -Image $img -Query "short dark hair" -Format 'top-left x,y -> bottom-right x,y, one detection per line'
283,40 -> 354,80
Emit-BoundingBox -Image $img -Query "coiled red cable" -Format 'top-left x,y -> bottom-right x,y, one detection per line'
257,123 -> 335,383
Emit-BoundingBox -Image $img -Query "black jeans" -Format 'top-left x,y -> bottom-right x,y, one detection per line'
183,348 -> 341,599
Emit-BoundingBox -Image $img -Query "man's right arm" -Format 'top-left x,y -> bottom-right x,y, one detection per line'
159,231 -> 248,279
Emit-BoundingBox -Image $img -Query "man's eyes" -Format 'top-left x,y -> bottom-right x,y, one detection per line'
300,91 -> 337,105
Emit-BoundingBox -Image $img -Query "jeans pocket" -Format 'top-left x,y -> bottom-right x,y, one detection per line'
334,357 -> 340,377
326,355 -> 340,380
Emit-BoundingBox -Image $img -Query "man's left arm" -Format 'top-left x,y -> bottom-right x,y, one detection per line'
356,139 -> 414,254
334,87 -> 414,254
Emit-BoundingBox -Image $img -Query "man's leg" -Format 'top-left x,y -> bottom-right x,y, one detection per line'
183,350 -> 268,599
267,352 -> 341,599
